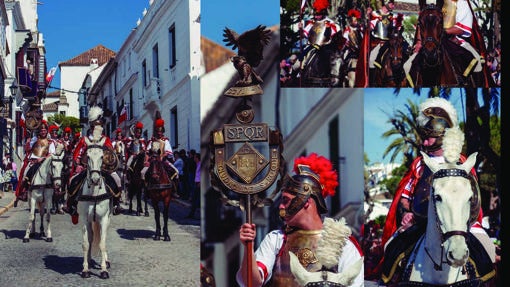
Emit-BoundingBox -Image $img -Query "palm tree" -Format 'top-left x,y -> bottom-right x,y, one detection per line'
380,98 -> 421,168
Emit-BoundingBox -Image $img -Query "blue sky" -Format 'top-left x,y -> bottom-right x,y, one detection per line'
364,88 -> 500,165
37,1 -> 149,92
201,0 -> 280,48
38,0 -> 280,91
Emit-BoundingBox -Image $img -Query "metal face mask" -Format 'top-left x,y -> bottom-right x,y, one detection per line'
419,107 -> 453,153
278,165 -> 328,219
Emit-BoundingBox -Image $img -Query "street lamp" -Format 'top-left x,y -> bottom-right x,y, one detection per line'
9,82 -> 19,98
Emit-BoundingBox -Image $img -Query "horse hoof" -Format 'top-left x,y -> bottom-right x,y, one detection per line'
29,232 -> 35,238
22,238 -> 29,243
144,212 -> 150,217
81,271 -> 91,278
136,211 -> 141,216
46,237 -> 53,242
153,235 -> 160,241
100,271 -> 109,279
164,236 -> 171,242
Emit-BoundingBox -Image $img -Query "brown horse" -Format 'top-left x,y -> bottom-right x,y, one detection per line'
408,2 -> 486,87
144,152 -> 178,241
374,27 -> 409,87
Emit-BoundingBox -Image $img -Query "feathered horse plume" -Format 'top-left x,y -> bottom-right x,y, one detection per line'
293,153 -> 338,198
442,126 -> 465,163
289,217 -> 362,286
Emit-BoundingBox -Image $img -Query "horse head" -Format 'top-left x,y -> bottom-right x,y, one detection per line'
418,4 -> 444,67
289,251 -> 362,287
85,136 -> 106,186
421,151 -> 479,268
49,142 -> 66,191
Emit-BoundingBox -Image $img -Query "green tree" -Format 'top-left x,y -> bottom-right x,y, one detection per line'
46,114 -> 81,134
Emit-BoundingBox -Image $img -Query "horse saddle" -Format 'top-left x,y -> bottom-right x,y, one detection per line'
68,171 -> 121,199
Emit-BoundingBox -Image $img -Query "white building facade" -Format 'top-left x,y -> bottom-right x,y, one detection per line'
83,0 -> 200,152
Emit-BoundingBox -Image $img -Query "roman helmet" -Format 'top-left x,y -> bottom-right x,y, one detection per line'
49,124 -> 59,135
64,126 -> 72,135
417,98 -> 458,153
39,119 -> 49,132
312,0 -> 329,16
153,111 -> 165,134
279,153 -> 338,218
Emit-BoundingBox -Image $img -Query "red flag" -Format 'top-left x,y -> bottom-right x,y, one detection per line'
118,105 -> 127,125
45,67 -> 57,84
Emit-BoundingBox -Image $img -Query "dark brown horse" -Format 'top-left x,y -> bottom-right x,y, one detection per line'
374,27 -> 409,87
126,152 -> 149,216
144,153 -> 178,241
409,2 -> 485,87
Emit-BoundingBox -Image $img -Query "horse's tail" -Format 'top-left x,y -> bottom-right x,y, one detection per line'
91,221 -> 101,257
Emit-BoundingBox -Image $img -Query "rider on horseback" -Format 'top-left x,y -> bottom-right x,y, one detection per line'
374,98 -> 496,283
300,0 -> 341,71
403,0 -> 485,87
368,0 -> 395,84
125,121 -> 147,178
65,107 -> 123,222
143,113 -> 180,198
14,120 -> 56,207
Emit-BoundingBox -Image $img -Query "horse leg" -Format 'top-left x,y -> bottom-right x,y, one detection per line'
153,201 -> 161,240
128,187 -> 134,214
98,217 -> 110,279
136,188 -> 143,216
23,195 -> 36,242
144,189 -> 149,217
163,200 -> 171,242
81,223 -> 92,278
44,193 -> 53,242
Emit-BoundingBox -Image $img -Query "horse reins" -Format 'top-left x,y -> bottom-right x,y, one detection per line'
425,168 -> 471,271
419,5 -> 444,68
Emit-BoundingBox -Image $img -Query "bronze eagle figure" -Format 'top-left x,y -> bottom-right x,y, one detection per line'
222,25 -> 272,68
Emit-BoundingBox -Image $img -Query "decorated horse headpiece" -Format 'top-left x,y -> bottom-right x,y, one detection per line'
289,217 -> 362,286
417,98 -> 459,153
279,153 -> 338,217
88,106 -> 104,127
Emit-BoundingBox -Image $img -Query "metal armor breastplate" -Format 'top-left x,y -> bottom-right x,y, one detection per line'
270,229 -> 322,287
157,139 -> 166,158
130,139 -> 142,155
442,0 -> 457,29
412,165 -> 434,220
31,138 -> 50,157
308,21 -> 329,46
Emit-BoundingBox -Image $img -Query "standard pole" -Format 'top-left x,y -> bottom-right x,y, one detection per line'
245,193 -> 253,287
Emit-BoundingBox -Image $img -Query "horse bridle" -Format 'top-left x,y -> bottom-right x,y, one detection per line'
419,5 -> 444,67
86,144 -> 106,184
425,168 -> 472,270
50,152 -> 65,183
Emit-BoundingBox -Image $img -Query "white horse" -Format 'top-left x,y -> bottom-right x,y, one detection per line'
402,151 -> 493,285
23,143 -> 65,243
77,135 -> 112,279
